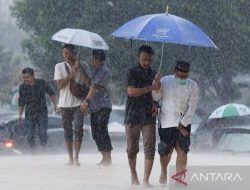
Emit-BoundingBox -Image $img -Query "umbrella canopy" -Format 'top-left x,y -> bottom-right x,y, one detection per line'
111,13 -> 217,48
52,28 -> 109,50
209,103 -> 250,119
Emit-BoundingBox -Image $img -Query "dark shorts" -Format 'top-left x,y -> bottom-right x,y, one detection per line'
158,124 -> 191,156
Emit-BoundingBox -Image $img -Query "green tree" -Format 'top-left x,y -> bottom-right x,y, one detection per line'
0,45 -> 21,106
11,0 -> 250,107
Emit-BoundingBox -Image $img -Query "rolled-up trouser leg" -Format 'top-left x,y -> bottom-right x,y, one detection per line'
141,124 -> 156,160
72,106 -> 84,142
61,108 -> 74,142
90,108 -> 112,151
125,124 -> 141,159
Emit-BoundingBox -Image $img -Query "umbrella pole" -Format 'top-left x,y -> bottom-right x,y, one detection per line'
158,42 -> 164,71
77,46 -> 80,59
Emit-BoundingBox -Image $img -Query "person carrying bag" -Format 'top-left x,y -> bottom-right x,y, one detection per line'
64,61 -> 90,99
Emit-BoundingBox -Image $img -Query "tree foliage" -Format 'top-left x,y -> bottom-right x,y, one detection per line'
0,45 -> 21,105
11,0 -> 250,106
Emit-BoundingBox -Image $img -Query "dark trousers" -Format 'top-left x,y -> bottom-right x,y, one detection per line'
24,115 -> 48,148
90,108 -> 113,152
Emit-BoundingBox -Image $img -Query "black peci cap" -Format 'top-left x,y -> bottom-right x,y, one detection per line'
175,60 -> 190,73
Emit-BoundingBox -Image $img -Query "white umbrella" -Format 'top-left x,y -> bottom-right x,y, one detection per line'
209,103 -> 250,119
52,28 -> 109,50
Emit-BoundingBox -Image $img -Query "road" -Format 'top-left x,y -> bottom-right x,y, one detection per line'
0,152 -> 249,190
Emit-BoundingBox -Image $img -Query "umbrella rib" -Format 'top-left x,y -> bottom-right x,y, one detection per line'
67,28 -> 81,45
71,29 -> 90,48
168,16 -> 187,46
136,14 -> 161,41
172,17 -> 217,48
138,14 -> 184,44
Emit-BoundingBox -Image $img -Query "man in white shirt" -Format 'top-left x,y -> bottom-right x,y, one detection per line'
152,60 -> 199,185
54,44 -> 90,166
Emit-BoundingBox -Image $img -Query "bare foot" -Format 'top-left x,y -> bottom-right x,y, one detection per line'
97,158 -> 112,166
97,159 -> 105,165
142,181 -> 154,188
104,160 -> 112,167
65,160 -> 74,165
159,171 -> 167,184
131,172 -> 140,185
74,158 -> 81,166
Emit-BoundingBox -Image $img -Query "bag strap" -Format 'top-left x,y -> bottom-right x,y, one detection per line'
65,62 -> 88,77
65,62 -> 90,87
64,62 -> 70,75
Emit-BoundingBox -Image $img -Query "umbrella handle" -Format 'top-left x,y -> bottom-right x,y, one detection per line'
158,43 -> 164,71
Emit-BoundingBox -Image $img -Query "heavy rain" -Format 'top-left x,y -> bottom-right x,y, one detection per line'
0,0 -> 249,190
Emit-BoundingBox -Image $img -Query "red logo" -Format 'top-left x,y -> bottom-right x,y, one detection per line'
171,169 -> 188,186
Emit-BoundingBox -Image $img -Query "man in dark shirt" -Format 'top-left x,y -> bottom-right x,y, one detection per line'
18,67 -> 58,151
124,45 -> 160,187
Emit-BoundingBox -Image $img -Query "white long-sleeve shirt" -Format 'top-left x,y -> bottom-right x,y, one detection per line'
152,75 -> 199,128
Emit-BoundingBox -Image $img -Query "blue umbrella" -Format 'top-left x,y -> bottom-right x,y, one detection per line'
111,12 -> 217,69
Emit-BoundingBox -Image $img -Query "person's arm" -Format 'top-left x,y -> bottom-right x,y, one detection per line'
50,95 -> 59,112
18,85 -> 25,117
55,72 -> 74,90
127,71 -> 160,97
18,85 -> 25,127
54,63 -> 76,90
152,75 -> 163,101
80,67 -> 109,112
152,90 -> 162,101
127,84 -> 159,97
85,85 -> 97,100
150,73 -> 162,117
18,106 -> 24,119
80,84 -> 98,112
180,83 -> 199,127
151,101 -> 160,117
177,123 -> 189,136
43,81 -> 59,112
178,84 -> 199,136
18,106 -> 24,127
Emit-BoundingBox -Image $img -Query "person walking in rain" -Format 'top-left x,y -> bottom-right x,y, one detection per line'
54,44 -> 90,166
80,49 -> 113,166
124,45 -> 160,187
152,60 -> 199,185
18,67 -> 58,152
